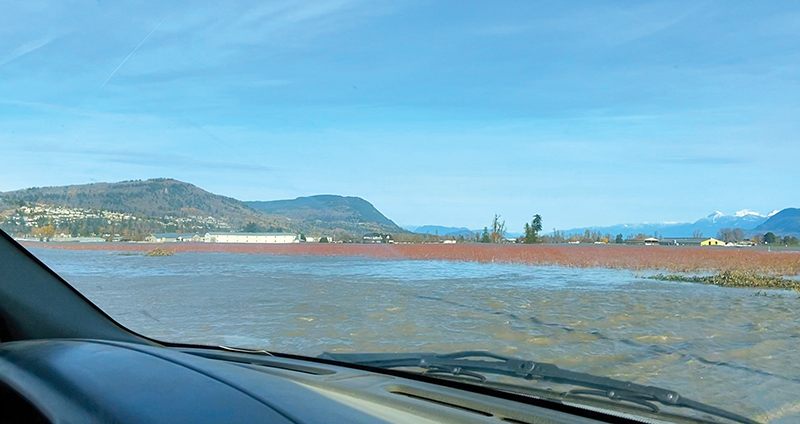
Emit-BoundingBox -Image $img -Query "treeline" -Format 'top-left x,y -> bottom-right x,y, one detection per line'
392,233 -> 459,243
537,227 -> 800,245
714,228 -> 798,245
241,222 -> 289,233
2,214 -> 225,241
756,232 -> 799,245
541,229 -> 619,244
459,214 -> 546,244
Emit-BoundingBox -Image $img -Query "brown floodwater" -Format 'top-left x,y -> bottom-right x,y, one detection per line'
30,247 -> 800,423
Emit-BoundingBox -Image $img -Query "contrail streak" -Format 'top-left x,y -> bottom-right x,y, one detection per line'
0,36 -> 55,67
99,17 -> 165,90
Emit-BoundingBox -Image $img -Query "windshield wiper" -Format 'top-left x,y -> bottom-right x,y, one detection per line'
318,350 -> 759,424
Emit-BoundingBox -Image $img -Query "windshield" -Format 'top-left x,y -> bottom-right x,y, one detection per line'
2,2 -> 799,423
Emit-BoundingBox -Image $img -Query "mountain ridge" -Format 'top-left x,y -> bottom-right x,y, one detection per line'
411,225 -> 472,236
245,195 -> 403,236
408,225 -> 522,238
0,178 -> 281,228
3,179 -> 796,239
753,208 -> 800,236
0,179 -> 403,238
560,210 -> 790,238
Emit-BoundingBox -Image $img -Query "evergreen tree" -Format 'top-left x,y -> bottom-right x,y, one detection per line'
243,222 -> 265,232
524,214 -> 542,243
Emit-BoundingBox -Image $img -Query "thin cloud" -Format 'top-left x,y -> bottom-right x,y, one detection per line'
0,36 -> 55,67
658,156 -> 748,166
470,25 -> 531,36
238,79 -> 293,87
224,0 -> 375,46
238,0 -> 360,26
20,145 -> 276,173
0,98 -> 164,122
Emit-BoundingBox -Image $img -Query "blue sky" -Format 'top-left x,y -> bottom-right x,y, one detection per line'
1,1 -> 799,231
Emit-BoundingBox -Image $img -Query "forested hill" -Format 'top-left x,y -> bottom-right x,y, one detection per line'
246,195 -> 403,235
0,179 -> 290,230
753,208 -> 800,236
0,179 -> 404,239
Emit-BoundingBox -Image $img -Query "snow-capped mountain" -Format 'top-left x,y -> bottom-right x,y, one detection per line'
562,210 -> 772,238
697,210 -> 768,226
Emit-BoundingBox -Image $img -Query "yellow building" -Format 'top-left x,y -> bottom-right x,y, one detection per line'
700,238 -> 725,246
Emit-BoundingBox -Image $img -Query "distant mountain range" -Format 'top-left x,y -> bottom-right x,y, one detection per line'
0,179 -> 402,238
409,209 -> 800,241
561,210 -> 788,238
408,225 -> 473,237
3,178 -> 797,240
406,225 -> 522,238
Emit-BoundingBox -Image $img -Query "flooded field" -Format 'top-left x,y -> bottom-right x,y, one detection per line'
24,241 -> 800,275
30,247 -> 800,423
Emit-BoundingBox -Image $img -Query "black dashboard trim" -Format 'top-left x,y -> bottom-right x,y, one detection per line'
167,342 -> 650,424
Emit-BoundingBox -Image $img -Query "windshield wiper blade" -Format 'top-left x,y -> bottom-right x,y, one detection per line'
319,350 -> 759,424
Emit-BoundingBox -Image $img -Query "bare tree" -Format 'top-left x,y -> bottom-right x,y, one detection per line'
716,228 -> 743,243
490,214 -> 505,243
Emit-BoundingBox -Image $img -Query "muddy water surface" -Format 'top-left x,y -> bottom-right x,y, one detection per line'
32,248 -> 800,423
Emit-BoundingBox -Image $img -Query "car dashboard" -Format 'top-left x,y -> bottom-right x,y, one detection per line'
0,338 -> 644,424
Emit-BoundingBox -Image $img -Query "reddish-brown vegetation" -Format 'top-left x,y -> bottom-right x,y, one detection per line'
23,242 -> 800,275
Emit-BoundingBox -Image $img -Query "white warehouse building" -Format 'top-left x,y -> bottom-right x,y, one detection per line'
204,232 -> 299,244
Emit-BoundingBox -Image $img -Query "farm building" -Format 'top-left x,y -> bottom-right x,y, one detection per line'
362,233 -> 394,244
146,233 -> 203,243
204,232 -> 298,244
51,236 -> 106,243
661,237 -> 726,246
627,237 -> 660,245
